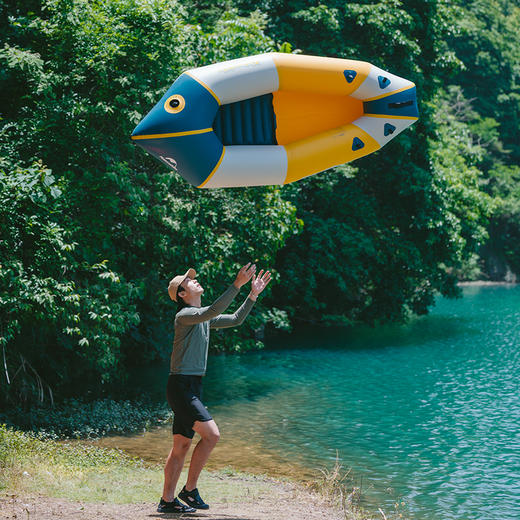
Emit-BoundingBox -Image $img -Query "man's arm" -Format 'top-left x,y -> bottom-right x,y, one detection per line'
176,284 -> 240,325
176,263 -> 256,326
209,294 -> 256,329
209,269 -> 272,329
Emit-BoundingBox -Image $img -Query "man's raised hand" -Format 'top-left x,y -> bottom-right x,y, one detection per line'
234,262 -> 257,289
250,270 -> 272,299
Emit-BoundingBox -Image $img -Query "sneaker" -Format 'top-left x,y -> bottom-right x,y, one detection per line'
157,497 -> 196,513
178,486 -> 210,510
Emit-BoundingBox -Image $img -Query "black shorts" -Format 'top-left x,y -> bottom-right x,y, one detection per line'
166,374 -> 212,439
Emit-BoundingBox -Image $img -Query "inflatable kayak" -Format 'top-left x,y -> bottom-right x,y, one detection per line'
131,53 -> 419,188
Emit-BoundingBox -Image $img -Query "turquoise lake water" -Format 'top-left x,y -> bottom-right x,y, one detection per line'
123,285 -> 519,519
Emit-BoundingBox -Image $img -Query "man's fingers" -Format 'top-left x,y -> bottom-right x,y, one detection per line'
240,263 -> 255,277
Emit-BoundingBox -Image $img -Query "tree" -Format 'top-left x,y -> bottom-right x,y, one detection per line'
0,0 -> 299,408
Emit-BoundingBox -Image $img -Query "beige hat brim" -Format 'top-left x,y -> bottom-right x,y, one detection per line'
168,268 -> 196,302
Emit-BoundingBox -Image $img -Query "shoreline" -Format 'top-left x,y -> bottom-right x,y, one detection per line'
85,424 -> 320,483
0,424 -> 366,520
457,280 -> 518,286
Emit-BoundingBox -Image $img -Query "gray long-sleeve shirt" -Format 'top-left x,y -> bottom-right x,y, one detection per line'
170,284 -> 255,376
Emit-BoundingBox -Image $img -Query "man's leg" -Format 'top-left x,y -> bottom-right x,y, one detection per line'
185,419 -> 220,491
162,434 -> 192,502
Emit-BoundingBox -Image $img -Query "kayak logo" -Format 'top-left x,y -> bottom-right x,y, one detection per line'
160,155 -> 178,171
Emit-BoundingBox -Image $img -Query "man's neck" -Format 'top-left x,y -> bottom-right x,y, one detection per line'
186,296 -> 201,307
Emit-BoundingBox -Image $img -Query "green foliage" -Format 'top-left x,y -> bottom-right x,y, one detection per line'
447,0 -> 520,278
427,87 -> 492,276
0,0 -> 298,412
0,161 -> 139,409
451,0 -> 520,162
483,163 -> 520,276
1,398 -> 170,439
196,9 -> 275,63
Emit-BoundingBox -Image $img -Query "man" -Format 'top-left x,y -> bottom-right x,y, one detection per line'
158,262 -> 272,513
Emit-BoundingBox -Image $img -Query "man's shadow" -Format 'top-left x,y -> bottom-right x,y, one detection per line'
150,514 -> 254,520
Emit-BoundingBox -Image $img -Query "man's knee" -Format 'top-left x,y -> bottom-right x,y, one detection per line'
206,429 -> 220,446
194,420 -> 220,445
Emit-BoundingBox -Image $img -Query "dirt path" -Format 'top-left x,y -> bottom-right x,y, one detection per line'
0,485 -> 345,520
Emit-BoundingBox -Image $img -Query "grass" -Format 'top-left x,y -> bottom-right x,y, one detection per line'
308,453 -> 366,520
308,452 -> 408,520
0,424 -> 285,505
1,425 -> 407,519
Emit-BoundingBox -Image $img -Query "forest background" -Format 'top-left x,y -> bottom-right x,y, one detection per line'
1,0 -> 519,421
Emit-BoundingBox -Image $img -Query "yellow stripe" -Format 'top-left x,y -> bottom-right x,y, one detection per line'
198,147 -> 226,188
131,128 -> 213,140
184,71 -> 221,105
283,124 -> 380,184
363,84 -> 416,102
272,54 -> 372,96
363,114 -> 418,120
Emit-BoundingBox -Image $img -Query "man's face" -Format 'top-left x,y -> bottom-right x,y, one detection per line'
179,276 -> 204,299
